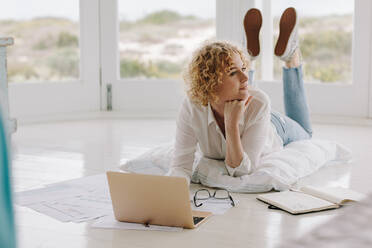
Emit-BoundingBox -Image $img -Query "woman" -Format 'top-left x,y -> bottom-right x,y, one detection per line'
168,7 -> 312,185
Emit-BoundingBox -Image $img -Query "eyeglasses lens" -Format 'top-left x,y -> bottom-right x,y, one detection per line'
196,190 -> 210,200
214,190 -> 229,199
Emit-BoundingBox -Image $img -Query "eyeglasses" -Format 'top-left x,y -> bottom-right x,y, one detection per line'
193,189 -> 235,207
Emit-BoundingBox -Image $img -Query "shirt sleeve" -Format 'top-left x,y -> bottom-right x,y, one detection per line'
224,92 -> 271,177
167,98 -> 198,185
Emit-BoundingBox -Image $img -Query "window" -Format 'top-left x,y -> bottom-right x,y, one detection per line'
2,0 -> 369,120
118,0 -> 216,79
272,0 -> 354,84
0,0 -> 80,83
255,0 -> 354,84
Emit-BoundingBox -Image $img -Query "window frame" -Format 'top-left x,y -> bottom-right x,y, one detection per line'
99,0 -> 209,116
8,0 -> 101,121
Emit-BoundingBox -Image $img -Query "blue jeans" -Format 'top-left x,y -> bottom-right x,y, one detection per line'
248,66 -> 312,146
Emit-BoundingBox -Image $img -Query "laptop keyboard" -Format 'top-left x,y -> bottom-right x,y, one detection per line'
193,216 -> 205,225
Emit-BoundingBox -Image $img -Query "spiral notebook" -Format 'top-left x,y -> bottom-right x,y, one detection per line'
257,186 -> 366,215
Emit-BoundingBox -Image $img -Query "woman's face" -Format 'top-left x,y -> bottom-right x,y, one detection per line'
214,52 -> 250,104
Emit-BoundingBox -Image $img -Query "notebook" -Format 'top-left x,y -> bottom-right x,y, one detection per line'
257,186 -> 366,215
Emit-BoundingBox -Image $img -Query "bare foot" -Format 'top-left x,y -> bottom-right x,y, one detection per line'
285,48 -> 301,68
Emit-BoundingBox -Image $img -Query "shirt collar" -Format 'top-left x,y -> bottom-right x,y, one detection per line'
207,102 -> 245,127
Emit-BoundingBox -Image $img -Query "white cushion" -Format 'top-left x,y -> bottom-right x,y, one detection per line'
120,139 -> 352,193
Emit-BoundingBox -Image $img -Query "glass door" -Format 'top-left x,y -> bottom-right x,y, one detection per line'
1,0 -> 101,121
100,0 -> 216,117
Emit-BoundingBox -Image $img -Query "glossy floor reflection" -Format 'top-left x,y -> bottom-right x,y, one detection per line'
11,119 -> 372,248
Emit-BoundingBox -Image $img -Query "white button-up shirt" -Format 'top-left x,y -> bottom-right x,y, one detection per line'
168,87 -> 283,184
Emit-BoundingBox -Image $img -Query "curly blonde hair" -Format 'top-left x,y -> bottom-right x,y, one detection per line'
183,40 -> 250,107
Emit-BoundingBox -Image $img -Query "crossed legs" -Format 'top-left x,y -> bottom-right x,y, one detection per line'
244,7 -> 312,146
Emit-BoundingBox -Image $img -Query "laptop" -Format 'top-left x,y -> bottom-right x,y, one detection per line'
106,171 -> 212,229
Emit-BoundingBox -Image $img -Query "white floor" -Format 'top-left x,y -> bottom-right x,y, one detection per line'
11,118 -> 372,248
